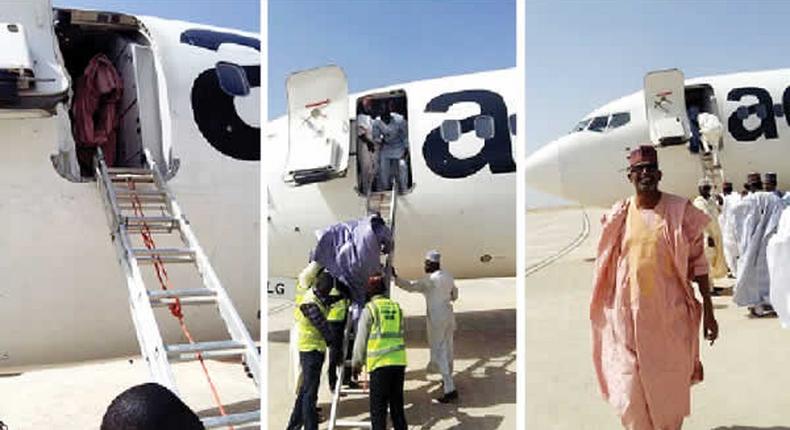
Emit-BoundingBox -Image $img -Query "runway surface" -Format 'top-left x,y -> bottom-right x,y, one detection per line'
268,277 -> 516,429
0,355 -> 259,429
526,206 -> 790,430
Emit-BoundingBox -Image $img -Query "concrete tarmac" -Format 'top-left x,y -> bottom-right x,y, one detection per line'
526,207 -> 790,430
268,277 -> 516,429
0,357 -> 259,429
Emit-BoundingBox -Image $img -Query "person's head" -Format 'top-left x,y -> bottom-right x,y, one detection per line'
314,270 -> 335,297
366,274 -> 386,299
361,96 -> 373,113
764,172 -> 778,192
424,250 -> 441,273
722,181 -> 733,195
746,172 -> 763,192
381,100 -> 392,122
626,146 -> 661,194
100,383 -> 204,430
697,178 -> 712,199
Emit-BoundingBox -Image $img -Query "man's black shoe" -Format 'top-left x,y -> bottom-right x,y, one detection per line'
435,390 -> 459,404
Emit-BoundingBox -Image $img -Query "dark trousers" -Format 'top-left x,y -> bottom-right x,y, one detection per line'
369,365 -> 407,430
287,350 -> 324,430
327,320 -> 350,391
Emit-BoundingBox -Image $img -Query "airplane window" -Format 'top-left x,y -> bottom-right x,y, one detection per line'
509,113 -> 517,135
587,115 -> 609,132
474,115 -> 495,139
608,112 -> 630,129
440,119 -> 461,142
756,104 -> 768,119
215,62 -> 250,97
571,118 -> 591,133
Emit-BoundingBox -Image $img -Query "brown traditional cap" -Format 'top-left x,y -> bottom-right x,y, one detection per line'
747,172 -> 762,184
628,145 -> 658,167
764,172 -> 778,183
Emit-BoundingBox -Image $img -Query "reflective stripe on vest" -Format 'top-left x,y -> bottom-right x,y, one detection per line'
297,290 -> 328,352
366,296 -> 406,372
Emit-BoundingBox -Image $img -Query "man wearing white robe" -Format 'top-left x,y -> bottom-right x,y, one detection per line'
693,178 -> 728,281
731,173 -> 785,317
719,181 -> 741,275
393,250 -> 459,403
767,207 -> 790,328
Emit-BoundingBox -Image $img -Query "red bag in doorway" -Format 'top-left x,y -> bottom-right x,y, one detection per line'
71,53 -> 123,172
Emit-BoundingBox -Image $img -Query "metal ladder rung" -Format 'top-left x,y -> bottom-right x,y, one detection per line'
165,340 -> 244,355
201,410 -> 260,428
123,216 -> 180,232
110,175 -> 155,184
149,288 -> 217,299
341,388 -> 368,395
132,248 -> 196,264
149,289 -> 217,307
335,420 -> 372,428
107,167 -> 154,174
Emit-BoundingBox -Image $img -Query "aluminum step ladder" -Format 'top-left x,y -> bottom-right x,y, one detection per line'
328,175 -> 400,430
699,129 -> 725,193
94,149 -> 260,429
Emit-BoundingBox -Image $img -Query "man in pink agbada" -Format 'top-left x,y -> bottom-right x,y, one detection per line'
591,145 -> 719,430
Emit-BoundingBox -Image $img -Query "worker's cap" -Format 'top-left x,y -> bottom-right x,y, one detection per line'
627,145 -> 658,168
764,172 -> 778,183
747,172 -> 762,184
425,250 -> 441,263
697,178 -> 712,187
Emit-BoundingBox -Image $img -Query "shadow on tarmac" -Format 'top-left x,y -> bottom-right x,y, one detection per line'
272,308 -> 516,429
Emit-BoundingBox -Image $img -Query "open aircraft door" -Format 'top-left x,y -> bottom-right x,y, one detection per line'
284,65 -> 350,185
0,0 -> 68,117
644,69 -> 689,146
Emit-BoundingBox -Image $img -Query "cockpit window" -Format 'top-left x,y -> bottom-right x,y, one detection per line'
571,111 -> 631,133
587,116 -> 608,132
572,118 -> 591,132
608,112 -> 630,129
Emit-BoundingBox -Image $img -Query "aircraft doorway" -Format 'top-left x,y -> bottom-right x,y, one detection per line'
54,9 -> 167,181
355,90 -> 414,195
685,84 -> 722,153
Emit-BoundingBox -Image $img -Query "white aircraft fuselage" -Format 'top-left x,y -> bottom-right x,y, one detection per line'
267,68 -> 517,296
527,68 -> 790,207
0,6 -> 260,372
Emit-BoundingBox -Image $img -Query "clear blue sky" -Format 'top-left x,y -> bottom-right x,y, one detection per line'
53,0 -> 259,32
269,0 -> 516,119
527,0 -> 790,153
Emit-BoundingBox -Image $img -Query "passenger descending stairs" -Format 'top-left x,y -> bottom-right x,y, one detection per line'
699,132 -> 725,193
328,176 -> 400,430
94,149 -> 260,429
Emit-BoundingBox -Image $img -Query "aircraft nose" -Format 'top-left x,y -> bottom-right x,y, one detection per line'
524,140 -> 564,198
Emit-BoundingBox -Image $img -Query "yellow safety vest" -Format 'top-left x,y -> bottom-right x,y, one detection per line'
366,295 -> 406,372
327,288 -> 350,322
297,290 -> 328,352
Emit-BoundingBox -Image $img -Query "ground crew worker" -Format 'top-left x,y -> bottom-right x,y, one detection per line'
327,286 -> 352,393
287,271 -> 338,430
352,275 -> 408,430
393,250 -> 459,403
289,262 -> 323,393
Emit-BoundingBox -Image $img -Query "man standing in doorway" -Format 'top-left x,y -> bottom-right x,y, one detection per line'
393,250 -> 459,403
372,100 -> 408,192
591,145 -> 718,430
